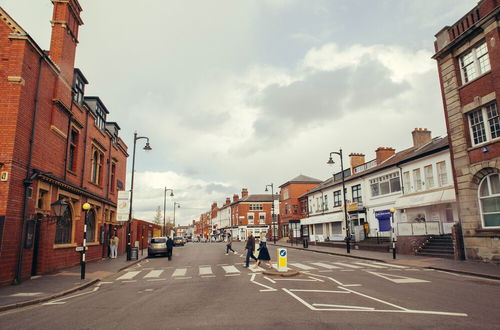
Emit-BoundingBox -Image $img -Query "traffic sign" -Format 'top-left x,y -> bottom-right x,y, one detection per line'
75,246 -> 88,252
277,248 -> 287,272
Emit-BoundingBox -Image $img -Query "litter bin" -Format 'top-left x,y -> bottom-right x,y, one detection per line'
303,238 -> 309,248
130,247 -> 139,260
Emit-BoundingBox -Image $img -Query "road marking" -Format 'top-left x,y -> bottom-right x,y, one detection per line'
172,268 -> 187,277
313,303 -> 375,310
367,272 -> 430,284
42,286 -> 101,306
289,263 -> 316,270
282,288 -> 316,310
225,274 -> 240,277
311,262 -> 340,269
319,270 -> 333,273
353,262 -> 386,269
201,275 -> 216,278
263,276 -> 276,283
341,269 -> 355,272
199,266 -> 213,276
249,274 -> 277,292
147,279 -> 166,282
222,265 -> 240,274
117,271 -> 140,280
10,292 -> 43,297
274,277 -> 324,282
144,289 -> 154,292
122,280 -> 137,283
249,266 -> 265,272
372,262 -> 408,269
303,272 -> 360,287
332,262 -> 362,269
144,270 -> 164,278
98,282 -> 113,285
289,289 -> 348,293
174,276 -> 191,280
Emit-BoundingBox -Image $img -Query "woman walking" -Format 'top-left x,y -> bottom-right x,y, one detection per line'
254,233 -> 273,269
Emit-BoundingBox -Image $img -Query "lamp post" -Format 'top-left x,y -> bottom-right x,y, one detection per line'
327,149 -> 351,253
390,208 -> 397,259
163,188 -> 174,236
127,132 -> 152,261
81,202 -> 91,280
265,183 -> 276,244
173,202 -> 180,237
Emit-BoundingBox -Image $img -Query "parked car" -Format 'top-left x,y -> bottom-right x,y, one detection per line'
148,237 -> 168,257
173,236 -> 184,246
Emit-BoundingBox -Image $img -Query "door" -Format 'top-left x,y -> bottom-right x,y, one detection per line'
31,217 -> 42,276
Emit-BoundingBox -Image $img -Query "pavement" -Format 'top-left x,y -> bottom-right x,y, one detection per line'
0,241 -> 498,313
0,248 -> 148,312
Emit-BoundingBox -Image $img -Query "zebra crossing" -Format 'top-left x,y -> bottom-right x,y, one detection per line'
115,260 -> 417,282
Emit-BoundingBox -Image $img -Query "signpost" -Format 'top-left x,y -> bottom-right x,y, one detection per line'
277,248 -> 287,272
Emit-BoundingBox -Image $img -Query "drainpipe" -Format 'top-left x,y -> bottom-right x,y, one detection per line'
14,53 -> 45,284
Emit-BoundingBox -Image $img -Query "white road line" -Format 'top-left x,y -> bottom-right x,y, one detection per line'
201,275 -> 216,278
353,262 -> 386,269
264,276 -> 276,283
372,262 -> 407,269
174,276 -> 192,280
311,262 -> 340,269
222,265 -> 240,274
147,279 -> 166,282
172,268 -> 187,277
289,289 -> 348,293
289,263 -> 316,270
367,271 -> 430,284
199,266 -> 213,276
313,303 -> 375,310
10,292 -> 43,297
117,271 -> 141,280
282,288 -> 316,310
225,274 -> 240,277
249,266 -> 265,272
122,280 -> 137,283
332,262 -> 362,269
144,270 -> 164,278
249,274 -> 277,291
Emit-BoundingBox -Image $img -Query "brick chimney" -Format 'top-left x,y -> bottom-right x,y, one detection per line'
412,128 -> 432,148
233,194 -> 239,202
375,147 -> 395,164
241,188 -> 249,198
225,197 -> 231,206
349,153 -> 365,171
49,0 -> 84,83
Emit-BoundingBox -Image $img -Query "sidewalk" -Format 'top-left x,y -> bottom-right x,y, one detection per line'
0,249 -> 148,312
274,242 -> 500,280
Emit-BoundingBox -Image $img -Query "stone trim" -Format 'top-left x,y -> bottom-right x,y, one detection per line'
462,92 -> 497,114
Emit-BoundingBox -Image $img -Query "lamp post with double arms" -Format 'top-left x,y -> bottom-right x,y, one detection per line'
265,183 -> 276,244
390,208 -> 397,259
173,202 -> 180,237
327,149 -> 351,253
127,132 -> 152,261
163,188 -> 174,236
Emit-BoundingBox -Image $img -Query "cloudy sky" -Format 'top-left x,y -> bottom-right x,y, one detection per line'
2,0 -> 477,225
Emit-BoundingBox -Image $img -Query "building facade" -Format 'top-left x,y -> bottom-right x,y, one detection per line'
433,0 -> 500,262
0,1 -> 128,286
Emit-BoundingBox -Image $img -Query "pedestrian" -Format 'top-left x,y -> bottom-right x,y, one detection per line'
109,234 -> 119,259
244,232 -> 258,267
225,233 -> 237,255
166,236 -> 174,260
254,233 -> 273,269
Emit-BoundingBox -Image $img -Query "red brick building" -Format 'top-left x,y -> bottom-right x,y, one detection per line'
433,0 -> 500,262
0,1 -> 128,286
279,175 -> 321,238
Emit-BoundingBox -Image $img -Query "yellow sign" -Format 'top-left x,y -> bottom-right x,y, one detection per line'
0,172 -> 8,181
277,248 -> 287,272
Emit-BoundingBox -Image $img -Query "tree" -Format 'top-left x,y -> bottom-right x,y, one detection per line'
153,206 -> 162,225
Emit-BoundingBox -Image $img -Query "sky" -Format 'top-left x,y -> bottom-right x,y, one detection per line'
1,0 -> 478,225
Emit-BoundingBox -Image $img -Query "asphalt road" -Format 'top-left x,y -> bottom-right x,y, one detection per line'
1,242 -> 499,330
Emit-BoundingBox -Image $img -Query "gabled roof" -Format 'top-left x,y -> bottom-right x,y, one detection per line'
279,174 -> 322,188
0,7 -> 26,35
240,194 -> 278,203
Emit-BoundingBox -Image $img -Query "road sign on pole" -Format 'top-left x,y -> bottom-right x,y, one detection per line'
277,248 -> 287,272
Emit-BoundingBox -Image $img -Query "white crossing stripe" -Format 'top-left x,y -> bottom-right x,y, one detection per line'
144,270 -> 164,278
249,266 -> 265,272
353,262 -> 386,269
222,265 -> 240,274
199,266 -> 213,276
311,262 -> 340,269
372,262 -> 407,269
117,271 -> 140,280
332,262 -> 362,269
289,263 -> 316,270
172,268 -> 187,277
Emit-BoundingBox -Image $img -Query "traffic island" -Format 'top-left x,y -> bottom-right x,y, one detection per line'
262,269 -> 300,277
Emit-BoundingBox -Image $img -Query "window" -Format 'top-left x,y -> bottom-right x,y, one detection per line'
437,161 -> 448,186
316,197 -> 321,211
55,204 -> 72,244
73,75 -> 85,106
95,104 -> 106,130
460,41 -> 490,83
37,189 -> 49,209
424,165 -> 434,189
91,148 -> 104,185
247,213 -> 254,225
292,205 -> 298,214
413,169 -> 422,192
334,191 -> 342,207
283,188 -> 289,200
478,174 -> 500,228
352,185 -> 362,203
110,163 -> 116,194
469,103 -> 500,146
324,195 -> 329,210
370,172 -> 401,197
403,171 -> 411,193
259,213 -> 265,223
249,204 -> 263,211
86,209 -> 96,242
68,128 -> 79,172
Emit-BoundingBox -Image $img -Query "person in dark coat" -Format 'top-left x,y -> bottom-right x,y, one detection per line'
225,233 -> 237,255
254,233 -> 272,269
244,232 -> 258,267
166,237 -> 174,260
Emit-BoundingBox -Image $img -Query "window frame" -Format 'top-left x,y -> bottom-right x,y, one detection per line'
468,103 -> 500,147
68,127 -> 79,172
424,165 -> 434,189
86,208 -> 97,242
478,174 -> 500,229
459,41 -> 491,84
436,161 -> 449,187
333,190 -> 341,207
351,184 -> 362,203
54,202 -> 73,245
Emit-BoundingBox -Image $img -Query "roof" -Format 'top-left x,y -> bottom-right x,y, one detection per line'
304,136 -> 449,196
279,174 -> 322,188
240,194 -> 279,203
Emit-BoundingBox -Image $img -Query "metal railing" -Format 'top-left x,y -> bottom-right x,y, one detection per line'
397,221 -> 455,236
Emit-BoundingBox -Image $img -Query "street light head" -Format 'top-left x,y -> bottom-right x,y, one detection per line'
390,208 -> 395,213
177,204 -> 181,208
327,157 -> 335,165
265,187 -> 268,192
143,142 -> 152,151
170,192 -> 174,197
82,203 -> 91,211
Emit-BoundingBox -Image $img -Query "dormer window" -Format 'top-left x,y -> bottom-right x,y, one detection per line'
95,104 -> 106,130
73,75 -> 85,106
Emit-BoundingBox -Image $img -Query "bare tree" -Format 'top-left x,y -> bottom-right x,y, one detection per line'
153,206 -> 162,225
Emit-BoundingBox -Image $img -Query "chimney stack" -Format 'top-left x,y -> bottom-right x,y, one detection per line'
233,194 -> 239,202
349,153 -> 365,171
412,128 -> 432,148
241,188 -> 249,198
375,147 -> 395,164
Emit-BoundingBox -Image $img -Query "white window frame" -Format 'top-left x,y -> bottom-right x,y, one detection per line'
478,174 -> 500,229
436,161 -> 449,187
413,168 -> 422,192
403,171 -> 411,194
424,165 -> 434,189
247,213 -> 254,225
459,41 -> 490,84
468,103 -> 500,146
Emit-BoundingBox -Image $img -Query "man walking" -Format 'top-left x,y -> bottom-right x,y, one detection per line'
166,236 -> 174,260
109,234 -> 119,259
244,232 -> 258,267
225,233 -> 237,255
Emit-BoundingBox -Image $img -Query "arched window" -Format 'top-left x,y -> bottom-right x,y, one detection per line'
91,150 -> 99,183
55,206 -> 72,244
478,174 -> 500,228
86,209 -> 96,242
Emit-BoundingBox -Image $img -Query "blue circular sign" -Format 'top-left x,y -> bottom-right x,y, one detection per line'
280,250 -> 287,257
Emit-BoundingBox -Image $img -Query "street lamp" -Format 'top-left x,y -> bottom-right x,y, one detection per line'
173,202 -> 180,236
81,202 -> 91,280
390,208 -> 397,259
163,188 -> 174,236
265,183 -> 276,244
127,132 -> 152,261
327,149 -> 351,253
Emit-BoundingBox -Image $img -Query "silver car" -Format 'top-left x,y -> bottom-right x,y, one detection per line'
148,237 -> 168,257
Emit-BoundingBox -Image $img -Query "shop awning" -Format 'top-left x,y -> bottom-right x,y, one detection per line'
300,212 -> 344,225
394,188 -> 456,209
